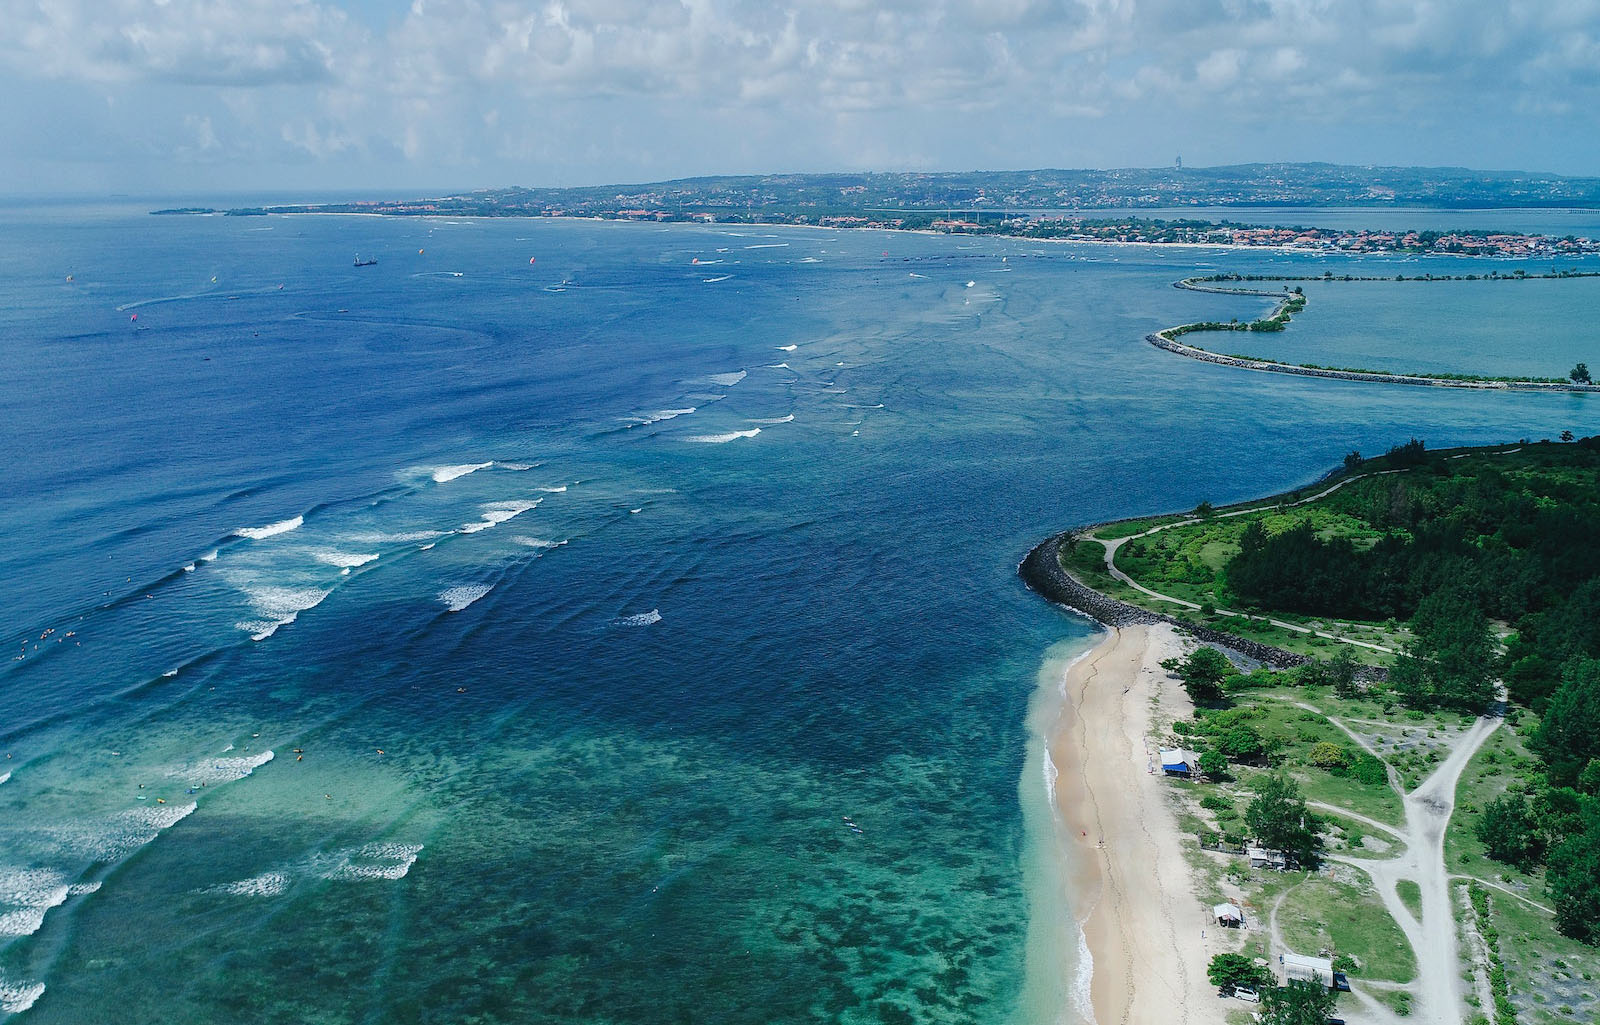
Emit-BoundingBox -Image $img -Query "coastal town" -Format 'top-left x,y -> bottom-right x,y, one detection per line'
158,177 -> 1600,259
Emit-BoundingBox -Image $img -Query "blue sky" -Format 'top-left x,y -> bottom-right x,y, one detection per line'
4,0 -> 1600,196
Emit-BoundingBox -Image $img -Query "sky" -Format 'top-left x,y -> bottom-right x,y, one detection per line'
4,0 -> 1600,197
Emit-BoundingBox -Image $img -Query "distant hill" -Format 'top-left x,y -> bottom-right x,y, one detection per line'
453,163 -> 1600,212
157,162 -> 1600,220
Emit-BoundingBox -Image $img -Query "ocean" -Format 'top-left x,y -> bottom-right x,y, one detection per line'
0,207 -> 1595,1024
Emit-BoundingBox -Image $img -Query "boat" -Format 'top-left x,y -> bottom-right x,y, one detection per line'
354,255 -> 378,267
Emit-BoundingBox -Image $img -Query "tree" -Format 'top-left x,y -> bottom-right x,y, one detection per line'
1328,646 -> 1360,698
1572,362 -> 1592,385
1562,430 -> 1576,443
1195,500 -> 1217,519
1533,658 -> 1600,790
1547,804 -> 1600,945
1474,792 -> 1545,870
1260,980 -> 1338,1025
1343,450 -> 1363,471
1207,952 -> 1270,993
1308,742 -> 1351,770
1246,772 -> 1323,866
1217,723 -> 1268,762
1161,646 -> 1233,704
1198,749 -> 1229,780
1393,588 -> 1495,711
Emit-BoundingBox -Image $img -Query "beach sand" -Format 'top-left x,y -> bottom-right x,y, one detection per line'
1049,624 -> 1227,1025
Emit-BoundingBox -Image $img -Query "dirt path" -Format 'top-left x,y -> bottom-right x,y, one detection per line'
1086,484 -> 1400,655
1320,706 -> 1503,1025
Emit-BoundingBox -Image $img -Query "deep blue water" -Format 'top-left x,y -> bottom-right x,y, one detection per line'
1,209 -> 1596,1024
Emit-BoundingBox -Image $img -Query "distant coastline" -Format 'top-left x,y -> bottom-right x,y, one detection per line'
151,201 -> 1600,261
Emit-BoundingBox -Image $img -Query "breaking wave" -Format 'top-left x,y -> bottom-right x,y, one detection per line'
440,585 -> 494,612
685,428 -> 761,443
236,516 -> 303,540
431,462 -> 493,483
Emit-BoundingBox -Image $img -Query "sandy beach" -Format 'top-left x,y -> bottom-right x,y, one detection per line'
1049,624 -> 1228,1025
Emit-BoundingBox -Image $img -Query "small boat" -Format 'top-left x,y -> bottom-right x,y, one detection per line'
354,255 -> 378,267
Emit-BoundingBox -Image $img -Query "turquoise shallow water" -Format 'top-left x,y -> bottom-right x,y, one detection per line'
1210,276 -> 1600,379
0,208 -> 1597,1024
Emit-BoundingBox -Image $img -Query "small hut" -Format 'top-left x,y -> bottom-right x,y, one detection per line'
1214,903 -> 1245,928
1282,953 -> 1335,988
1159,748 -> 1199,777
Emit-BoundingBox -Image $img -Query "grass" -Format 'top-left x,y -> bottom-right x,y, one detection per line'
1445,715 -> 1600,1025
1396,879 -> 1422,920
1276,870 -> 1417,983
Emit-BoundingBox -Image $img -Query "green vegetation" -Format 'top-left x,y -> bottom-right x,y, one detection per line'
1208,952 -> 1271,992
1260,979 -> 1339,1025
1246,773 -> 1324,868
1276,872 -> 1416,983
1161,646 -> 1234,704
1396,879 -> 1422,919
1471,883 -> 1519,1025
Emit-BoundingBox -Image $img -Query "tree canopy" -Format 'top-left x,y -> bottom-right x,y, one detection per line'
1161,646 -> 1233,704
1260,980 -> 1338,1025
1245,772 -> 1323,866
1207,952 -> 1270,992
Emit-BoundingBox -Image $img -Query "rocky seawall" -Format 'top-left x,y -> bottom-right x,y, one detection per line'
1020,531 -> 1388,681
1147,333 -> 1600,392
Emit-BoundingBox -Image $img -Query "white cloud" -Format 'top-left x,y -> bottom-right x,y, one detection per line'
2,0 -> 1600,187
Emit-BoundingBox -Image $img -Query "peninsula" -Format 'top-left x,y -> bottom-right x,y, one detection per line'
1023,438 -> 1600,1025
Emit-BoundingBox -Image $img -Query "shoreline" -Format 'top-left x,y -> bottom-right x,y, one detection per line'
148,207 -> 1600,261
1043,622 -> 1227,1025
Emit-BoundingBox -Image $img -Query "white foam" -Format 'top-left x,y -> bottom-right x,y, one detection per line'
511,537 -> 568,550
343,530 -> 443,543
313,550 -> 379,569
440,585 -> 493,612
765,362 -> 791,370
0,975 -> 45,1014
419,542 -> 436,550
536,485 -> 568,494
211,871 -> 290,897
237,586 -> 330,640
431,461 -> 493,483
750,414 -> 795,424
182,563 -> 196,572
236,515 -> 303,540
617,609 -> 662,627
497,462 -> 536,471
708,370 -> 747,387
799,257 -> 821,263
162,669 -> 179,678
966,280 -> 976,287
777,344 -> 798,352
1072,918 -> 1097,1025
325,842 -> 423,881
1042,749 -> 1059,808
685,428 -> 761,443
170,750 -> 274,786
0,772 -> 8,785
632,408 -> 696,426
69,802 -> 199,860
745,242 -> 789,249
703,274 -> 733,283
908,272 -> 926,279
460,498 -> 540,533
201,550 -> 219,562
0,868 -> 70,938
